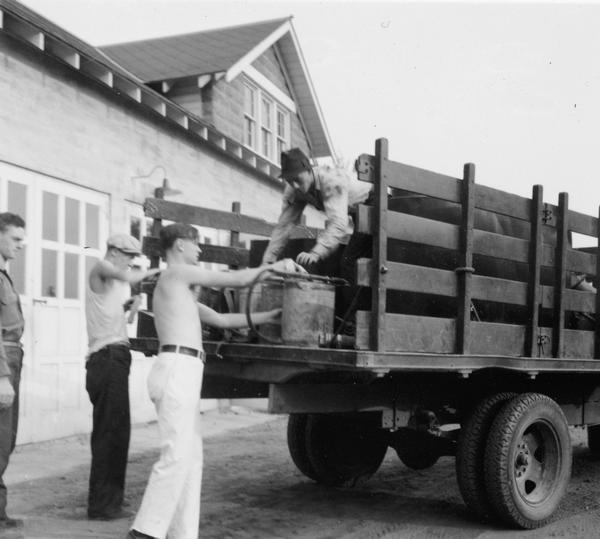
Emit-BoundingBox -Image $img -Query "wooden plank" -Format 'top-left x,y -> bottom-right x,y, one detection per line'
370,139 -> 389,351
357,259 -> 456,297
563,329 -> 595,359
358,156 -> 598,236
357,311 -> 455,353
358,258 -> 591,312
471,322 -> 526,356
360,204 -> 595,275
143,236 -> 250,267
526,185 -> 544,357
359,206 -> 533,264
230,201 -> 241,269
567,249 -> 596,277
382,160 -> 461,203
378,158 -> 532,221
144,197 -> 275,237
475,184 -> 531,222
456,163 -> 476,354
357,259 -> 529,306
553,193 -> 569,357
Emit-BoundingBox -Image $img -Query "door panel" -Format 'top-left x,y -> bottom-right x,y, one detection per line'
0,163 -> 108,442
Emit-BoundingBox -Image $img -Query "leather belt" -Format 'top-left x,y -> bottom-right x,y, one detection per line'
159,344 -> 205,361
2,341 -> 22,348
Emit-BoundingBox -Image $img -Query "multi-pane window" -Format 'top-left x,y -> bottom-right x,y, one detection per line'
244,83 -> 256,148
276,107 -> 289,164
243,77 -> 290,163
261,96 -> 273,159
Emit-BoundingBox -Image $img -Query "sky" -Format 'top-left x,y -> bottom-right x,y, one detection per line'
17,0 -> 600,234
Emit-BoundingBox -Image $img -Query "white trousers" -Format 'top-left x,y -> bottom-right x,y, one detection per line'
133,352 -> 204,539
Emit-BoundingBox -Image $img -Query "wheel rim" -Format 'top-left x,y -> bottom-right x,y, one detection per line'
512,419 -> 562,506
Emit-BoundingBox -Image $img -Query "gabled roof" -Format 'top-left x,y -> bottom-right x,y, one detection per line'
101,18 -> 289,82
100,18 -> 334,158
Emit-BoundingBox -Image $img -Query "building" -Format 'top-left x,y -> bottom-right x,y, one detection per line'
0,0 -> 334,443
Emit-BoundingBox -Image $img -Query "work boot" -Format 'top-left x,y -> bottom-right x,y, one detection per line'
126,529 -> 159,539
0,517 -> 24,528
89,508 -> 134,520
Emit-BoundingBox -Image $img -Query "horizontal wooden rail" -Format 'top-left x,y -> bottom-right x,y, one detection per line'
357,205 -> 597,276
356,311 -> 596,358
144,197 -> 275,237
356,259 -> 596,313
143,236 -> 250,267
357,154 -> 599,236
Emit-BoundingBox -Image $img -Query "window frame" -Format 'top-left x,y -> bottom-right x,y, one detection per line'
242,77 -> 291,164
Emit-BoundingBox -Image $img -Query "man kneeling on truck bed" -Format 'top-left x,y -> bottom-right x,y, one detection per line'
128,223 -> 304,539
262,148 -> 373,334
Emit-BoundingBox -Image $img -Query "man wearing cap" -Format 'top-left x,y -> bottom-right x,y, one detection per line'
85,234 -> 160,520
262,148 -> 372,269
0,213 -> 26,530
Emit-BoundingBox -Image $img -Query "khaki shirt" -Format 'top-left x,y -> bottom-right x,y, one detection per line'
263,165 -> 372,261
0,269 -> 24,376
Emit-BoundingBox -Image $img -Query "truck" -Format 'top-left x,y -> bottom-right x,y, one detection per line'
132,138 -> 600,530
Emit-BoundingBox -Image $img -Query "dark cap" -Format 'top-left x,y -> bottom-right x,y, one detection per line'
279,148 -> 312,179
107,234 -> 142,255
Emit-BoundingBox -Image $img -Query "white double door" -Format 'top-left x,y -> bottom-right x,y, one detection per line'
0,163 -> 108,443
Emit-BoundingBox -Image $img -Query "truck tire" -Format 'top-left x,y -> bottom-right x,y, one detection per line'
287,414 -> 318,480
456,392 -> 516,521
587,424 -> 600,455
305,412 -> 387,487
484,393 -> 572,529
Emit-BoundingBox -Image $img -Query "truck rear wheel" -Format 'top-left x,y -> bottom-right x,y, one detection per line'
305,412 -> 387,487
456,392 -> 516,521
287,414 -> 318,480
484,393 -> 571,529
587,424 -> 600,455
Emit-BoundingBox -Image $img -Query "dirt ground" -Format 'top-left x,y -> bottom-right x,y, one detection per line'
4,414 -> 600,539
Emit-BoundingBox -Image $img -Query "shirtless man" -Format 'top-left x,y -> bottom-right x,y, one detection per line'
128,223 -> 302,539
85,234 -> 160,520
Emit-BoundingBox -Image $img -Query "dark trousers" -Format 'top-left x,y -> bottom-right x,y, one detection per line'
85,344 -> 131,517
336,231 -> 373,332
0,346 -> 23,518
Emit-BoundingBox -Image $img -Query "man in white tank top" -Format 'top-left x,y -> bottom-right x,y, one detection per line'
128,223 -> 303,539
85,234 -> 159,521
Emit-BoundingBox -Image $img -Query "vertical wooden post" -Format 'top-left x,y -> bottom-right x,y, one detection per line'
145,188 -> 165,312
595,205 -> 600,359
230,201 -> 241,269
526,185 -> 544,357
552,192 -> 569,358
455,163 -> 475,354
370,138 -> 389,352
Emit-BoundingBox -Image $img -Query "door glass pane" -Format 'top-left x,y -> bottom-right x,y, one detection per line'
41,249 -> 58,297
64,253 -> 79,299
86,203 -> 100,249
65,198 -> 80,245
42,191 -> 58,241
7,182 -> 27,219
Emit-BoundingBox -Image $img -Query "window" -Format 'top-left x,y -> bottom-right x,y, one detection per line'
243,77 -> 291,163
276,107 -> 289,164
261,96 -> 273,159
244,83 -> 256,148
